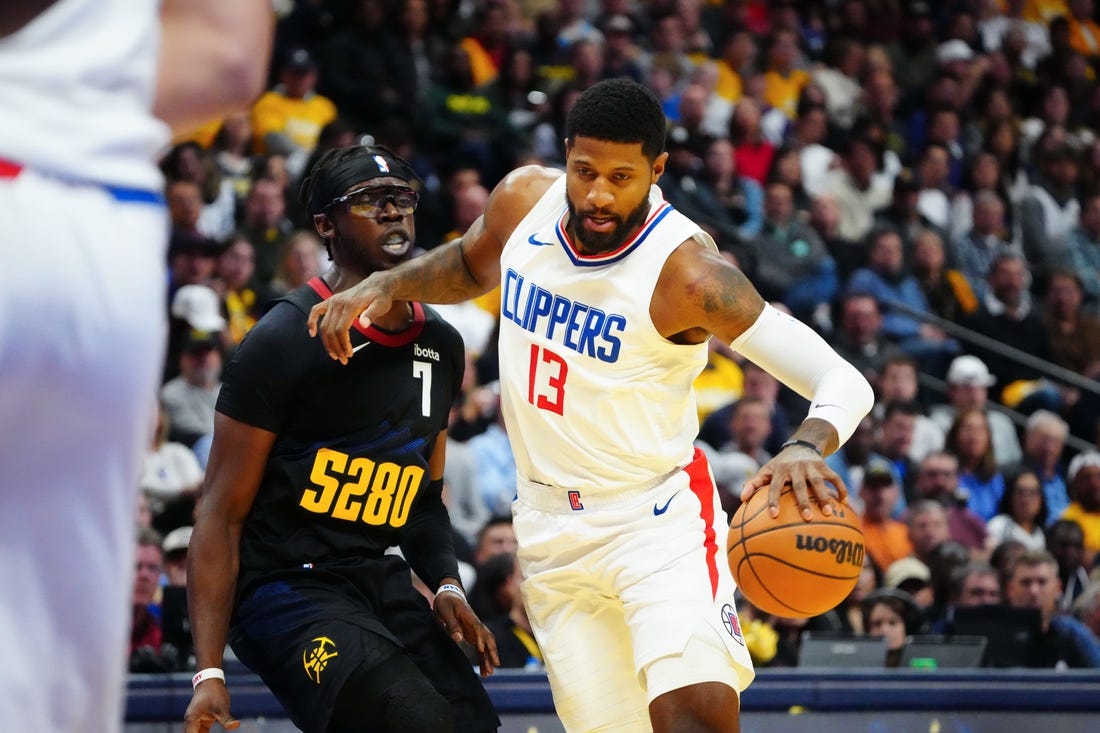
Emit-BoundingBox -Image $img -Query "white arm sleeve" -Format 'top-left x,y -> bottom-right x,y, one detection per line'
730,304 -> 874,448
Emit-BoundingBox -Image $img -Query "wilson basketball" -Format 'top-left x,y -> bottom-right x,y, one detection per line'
727,487 -> 864,618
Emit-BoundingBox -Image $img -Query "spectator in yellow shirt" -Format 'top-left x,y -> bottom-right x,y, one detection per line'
763,29 -> 809,120
251,48 -> 337,174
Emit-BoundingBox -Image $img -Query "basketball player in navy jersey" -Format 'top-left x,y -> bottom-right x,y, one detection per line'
185,145 -> 500,733
0,3 -> 270,732
308,80 -> 873,731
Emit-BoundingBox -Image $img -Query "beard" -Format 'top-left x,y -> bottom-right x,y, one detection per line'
566,195 -> 650,255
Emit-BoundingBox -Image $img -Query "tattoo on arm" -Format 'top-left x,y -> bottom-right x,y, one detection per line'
395,242 -> 486,304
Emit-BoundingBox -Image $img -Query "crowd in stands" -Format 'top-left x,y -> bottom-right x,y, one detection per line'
131,0 -> 1100,674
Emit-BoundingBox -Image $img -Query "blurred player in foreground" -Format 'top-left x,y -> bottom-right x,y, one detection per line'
0,2 -> 271,730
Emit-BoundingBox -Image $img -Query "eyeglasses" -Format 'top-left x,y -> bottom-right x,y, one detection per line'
327,185 -> 418,219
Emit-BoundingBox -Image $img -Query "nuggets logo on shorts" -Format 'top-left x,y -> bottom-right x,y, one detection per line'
720,604 -> 745,646
302,635 -> 339,684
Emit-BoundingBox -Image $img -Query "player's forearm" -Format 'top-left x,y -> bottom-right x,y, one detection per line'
186,519 -> 242,670
399,479 -> 461,588
154,0 -> 273,133
382,238 -> 493,305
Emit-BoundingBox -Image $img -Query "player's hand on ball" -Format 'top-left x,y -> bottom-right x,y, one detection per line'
433,589 -> 501,677
184,679 -> 239,732
741,443 -> 846,521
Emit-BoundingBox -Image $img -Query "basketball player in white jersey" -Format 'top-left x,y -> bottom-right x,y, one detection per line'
309,79 -> 874,732
0,2 -> 271,731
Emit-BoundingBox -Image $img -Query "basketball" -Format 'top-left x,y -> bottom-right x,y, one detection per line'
728,487 -> 864,618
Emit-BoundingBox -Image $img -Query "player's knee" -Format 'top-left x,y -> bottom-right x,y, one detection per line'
330,655 -> 452,733
380,676 -> 452,733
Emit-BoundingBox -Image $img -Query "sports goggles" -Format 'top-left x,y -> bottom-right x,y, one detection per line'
327,185 -> 419,218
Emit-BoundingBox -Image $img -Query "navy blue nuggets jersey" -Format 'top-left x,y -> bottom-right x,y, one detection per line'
217,278 -> 464,598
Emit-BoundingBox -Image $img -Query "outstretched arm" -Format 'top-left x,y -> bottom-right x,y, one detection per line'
155,0 -> 273,134
184,413 -> 275,733
307,166 -> 559,362
656,242 -> 874,519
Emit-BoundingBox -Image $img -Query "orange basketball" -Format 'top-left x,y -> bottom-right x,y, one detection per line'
727,486 -> 864,618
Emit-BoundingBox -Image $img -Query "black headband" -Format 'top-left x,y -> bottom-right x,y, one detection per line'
305,146 -> 420,216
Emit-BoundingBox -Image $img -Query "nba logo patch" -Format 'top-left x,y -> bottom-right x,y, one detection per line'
568,490 -> 584,511
720,604 -> 744,646
372,154 -> 390,173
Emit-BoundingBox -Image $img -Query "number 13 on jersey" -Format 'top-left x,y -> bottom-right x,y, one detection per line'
527,343 -> 567,415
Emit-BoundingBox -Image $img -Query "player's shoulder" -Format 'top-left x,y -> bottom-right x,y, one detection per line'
487,165 -> 562,223
238,287 -> 318,350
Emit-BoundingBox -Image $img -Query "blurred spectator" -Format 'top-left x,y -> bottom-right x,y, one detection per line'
911,228 -> 980,325
887,0 -> 939,102
743,180 -> 837,323
166,179 -> 206,241
728,97 -> 776,185
1066,0 -> 1100,59
951,190 -> 1017,295
166,232 -> 222,303
948,560 -> 1002,608
210,111 -> 256,209
389,0 -> 450,109
875,354 -> 945,462
466,550 -> 516,624
977,0 -> 1051,70
831,291 -> 901,389
705,397 -> 771,513
873,172 -> 940,258
483,554 -> 542,669
240,177 -> 295,289
962,251 -> 1058,412
945,408 -> 1006,522
161,142 -> 237,241
986,467 -> 1049,552
805,553 -> 878,635
812,37 -> 865,131
129,528 -> 165,673
823,415 -> 880,510
714,29 -> 757,104
269,230 -> 326,297
948,150 -> 1015,244
810,192 -> 863,279
1063,452 -> 1100,559
1003,549 -> 1100,667
914,451 -> 988,555
1044,268 -> 1100,376
883,556 -> 935,609
212,235 -> 268,349
762,29 -> 808,120
827,136 -> 892,243
472,515 -> 518,569
166,282 -> 228,383
159,331 -> 223,447
929,355 -> 1024,467
1062,192 -> 1100,304
140,403 -> 203,535
317,0 -> 401,131
1047,519 -> 1092,612
693,338 -> 744,426
458,0 -> 514,87
1071,584 -> 1100,639
1013,409 -> 1072,522
861,587 -> 924,667
847,227 -> 957,376
160,526 -> 193,666
876,400 -> 922,504
1019,142 -> 1081,269
251,47 -> 337,179
860,461 -> 913,574
698,361 -> 792,457
914,143 -> 954,231
907,499 -> 952,566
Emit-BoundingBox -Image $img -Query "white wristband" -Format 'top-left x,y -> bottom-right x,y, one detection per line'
435,583 -> 466,602
192,668 -> 226,689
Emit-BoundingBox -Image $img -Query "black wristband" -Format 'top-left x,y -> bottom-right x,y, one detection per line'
779,438 -> 823,457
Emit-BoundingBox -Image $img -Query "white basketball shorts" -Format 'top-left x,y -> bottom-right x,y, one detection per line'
0,166 -> 167,732
513,448 -> 756,732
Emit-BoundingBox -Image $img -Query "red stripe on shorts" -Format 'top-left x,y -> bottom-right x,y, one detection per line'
0,159 -> 23,179
685,447 -> 719,600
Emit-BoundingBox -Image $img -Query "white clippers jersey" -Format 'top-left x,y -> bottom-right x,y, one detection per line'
498,175 -> 713,497
0,0 -> 167,190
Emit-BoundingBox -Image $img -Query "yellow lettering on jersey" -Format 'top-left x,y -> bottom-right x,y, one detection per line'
299,448 -> 425,528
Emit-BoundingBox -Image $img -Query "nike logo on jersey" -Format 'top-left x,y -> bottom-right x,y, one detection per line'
653,491 -> 680,516
352,340 -> 371,354
527,233 -> 554,246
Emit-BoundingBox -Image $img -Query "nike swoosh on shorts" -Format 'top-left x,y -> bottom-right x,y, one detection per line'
653,491 -> 680,516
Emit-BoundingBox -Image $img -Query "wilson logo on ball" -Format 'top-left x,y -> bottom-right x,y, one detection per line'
794,535 -> 865,567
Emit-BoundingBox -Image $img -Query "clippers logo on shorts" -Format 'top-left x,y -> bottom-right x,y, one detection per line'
568,490 -> 584,511
303,635 -> 339,684
720,604 -> 745,646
